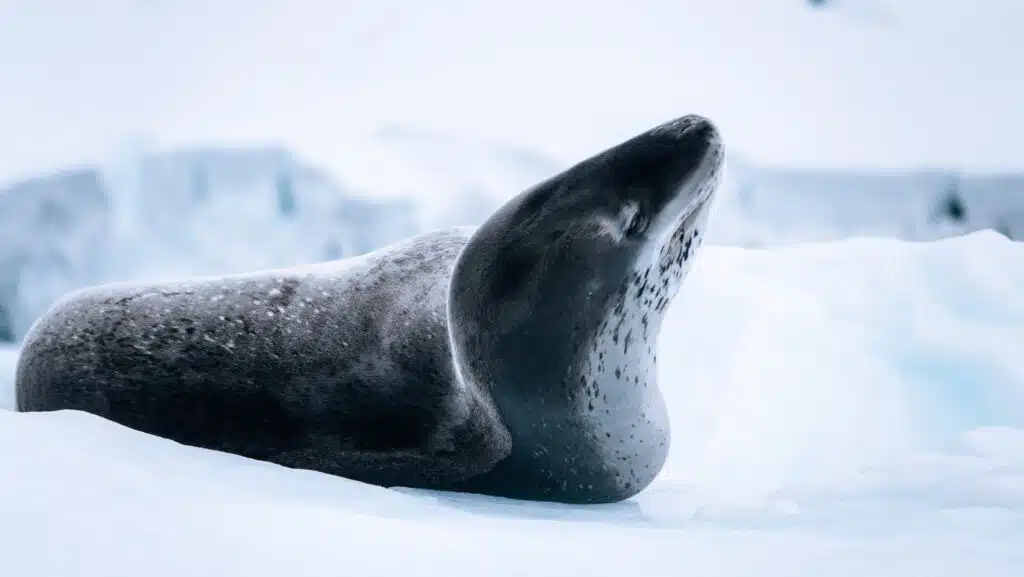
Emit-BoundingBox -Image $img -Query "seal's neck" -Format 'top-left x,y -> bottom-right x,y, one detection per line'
583,199 -> 713,409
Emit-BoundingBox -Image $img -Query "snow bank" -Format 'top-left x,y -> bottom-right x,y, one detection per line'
0,345 -> 15,410
0,232 -> 1022,575
659,231 -> 1024,511
719,160 -> 1024,245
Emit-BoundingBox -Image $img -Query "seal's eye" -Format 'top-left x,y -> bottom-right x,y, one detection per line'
621,206 -> 649,238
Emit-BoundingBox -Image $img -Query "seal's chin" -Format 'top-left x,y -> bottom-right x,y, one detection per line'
680,172 -> 717,222
650,145 -> 724,245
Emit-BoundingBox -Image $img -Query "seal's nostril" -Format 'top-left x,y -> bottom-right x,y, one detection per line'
683,117 -> 720,149
688,121 -> 712,144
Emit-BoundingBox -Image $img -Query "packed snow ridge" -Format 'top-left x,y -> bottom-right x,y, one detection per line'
1,128 -> 1022,342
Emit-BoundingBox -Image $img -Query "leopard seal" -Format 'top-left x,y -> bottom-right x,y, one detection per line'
15,114 -> 724,504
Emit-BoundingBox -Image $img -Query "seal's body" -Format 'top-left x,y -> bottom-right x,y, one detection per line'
17,228 -> 513,488
17,114 -> 724,504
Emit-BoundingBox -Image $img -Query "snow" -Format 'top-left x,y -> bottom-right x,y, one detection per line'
1,231 -> 1023,575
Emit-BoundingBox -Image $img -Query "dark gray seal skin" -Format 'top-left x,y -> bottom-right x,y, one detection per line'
16,114 -> 724,504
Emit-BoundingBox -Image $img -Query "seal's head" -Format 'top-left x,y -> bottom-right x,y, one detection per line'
449,114 -> 723,502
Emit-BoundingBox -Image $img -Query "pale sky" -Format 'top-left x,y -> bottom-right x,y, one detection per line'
1,0 -> 1022,183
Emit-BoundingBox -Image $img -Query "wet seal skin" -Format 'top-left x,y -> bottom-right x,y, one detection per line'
16,114 -> 725,504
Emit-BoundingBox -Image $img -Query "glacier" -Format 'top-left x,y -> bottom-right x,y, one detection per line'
0,145 -> 421,343
0,230 -> 1022,575
721,158 -> 1024,246
2,130 -> 1023,344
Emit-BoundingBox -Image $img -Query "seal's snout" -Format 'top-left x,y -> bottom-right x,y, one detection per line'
650,113 -> 716,140
633,114 -> 724,236
631,114 -> 722,187
687,116 -> 722,156
654,114 -> 722,170
680,115 -> 723,183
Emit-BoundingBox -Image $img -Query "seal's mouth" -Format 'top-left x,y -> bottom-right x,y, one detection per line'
680,132 -> 723,215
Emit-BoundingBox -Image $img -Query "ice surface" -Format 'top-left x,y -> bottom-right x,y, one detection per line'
1,232 -> 1022,575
